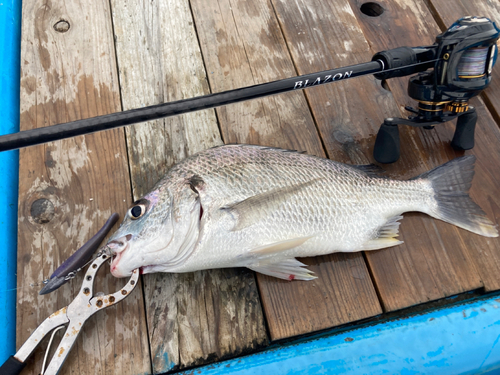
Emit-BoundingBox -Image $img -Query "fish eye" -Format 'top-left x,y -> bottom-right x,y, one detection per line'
128,199 -> 150,220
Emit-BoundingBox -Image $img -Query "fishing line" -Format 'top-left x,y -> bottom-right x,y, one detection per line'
376,58 -> 441,75
457,47 -> 489,77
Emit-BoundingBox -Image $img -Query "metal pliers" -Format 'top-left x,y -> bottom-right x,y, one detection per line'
0,252 -> 139,375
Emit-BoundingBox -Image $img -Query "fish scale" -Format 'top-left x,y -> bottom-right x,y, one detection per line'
105,145 -> 498,281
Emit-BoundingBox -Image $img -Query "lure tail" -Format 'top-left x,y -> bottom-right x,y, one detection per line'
418,155 -> 498,237
39,213 -> 120,295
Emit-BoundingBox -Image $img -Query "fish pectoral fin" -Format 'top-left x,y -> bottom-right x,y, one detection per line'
361,215 -> 404,250
236,236 -> 314,265
249,235 -> 314,256
247,258 -> 316,281
349,163 -> 386,177
223,179 -> 320,231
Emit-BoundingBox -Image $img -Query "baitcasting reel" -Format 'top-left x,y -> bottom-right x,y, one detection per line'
372,16 -> 500,163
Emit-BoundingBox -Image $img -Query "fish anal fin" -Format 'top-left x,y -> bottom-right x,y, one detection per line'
361,215 -> 404,251
224,179 -> 320,231
248,258 -> 316,281
362,237 -> 403,251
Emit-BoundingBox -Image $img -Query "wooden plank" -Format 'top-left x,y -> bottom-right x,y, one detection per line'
16,1 -> 150,374
426,0 -> 500,125
110,0 -> 268,372
190,0 -> 382,341
271,0 -> 485,312
345,0 -> 500,305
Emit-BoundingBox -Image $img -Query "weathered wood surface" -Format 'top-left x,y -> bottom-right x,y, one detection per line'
16,0 -> 500,373
347,0 -> 500,306
17,0 -> 150,374
110,0 -> 268,372
190,0 -> 382,341
428,0 -> 500,125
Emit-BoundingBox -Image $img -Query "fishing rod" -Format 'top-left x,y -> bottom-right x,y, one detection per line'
1,16 -> 498,163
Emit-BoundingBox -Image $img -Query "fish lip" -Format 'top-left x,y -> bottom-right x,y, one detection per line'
107,234 -> 133,255
109,241 -> 130,277
110,253 -> 124,277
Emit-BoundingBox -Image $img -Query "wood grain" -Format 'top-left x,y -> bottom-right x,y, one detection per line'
17,0 -> 150,374
110,0 -> 268,371
346,0 -> 500,307
190,0 -> 382,341
271,0 -> 487,313
426,0 -> 500,125
191,0 -> 322,149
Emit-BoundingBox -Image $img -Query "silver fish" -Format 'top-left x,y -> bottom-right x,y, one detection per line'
106,145 -> 498,281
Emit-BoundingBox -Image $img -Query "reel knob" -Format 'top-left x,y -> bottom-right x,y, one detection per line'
373,120 -> 401,163
451,108 -> 477,150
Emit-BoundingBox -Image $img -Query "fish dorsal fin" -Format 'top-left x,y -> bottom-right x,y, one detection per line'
223,179 -> 320,231
361,215 -> 404,250
247,258 -> 316,281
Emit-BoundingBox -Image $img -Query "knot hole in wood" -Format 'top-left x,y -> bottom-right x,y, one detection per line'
30,198 -> 55,224
53,20 -> 70,33
360,2 -> 384,17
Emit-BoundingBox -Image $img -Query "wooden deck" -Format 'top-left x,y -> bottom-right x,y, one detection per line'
16,0 -> 500,374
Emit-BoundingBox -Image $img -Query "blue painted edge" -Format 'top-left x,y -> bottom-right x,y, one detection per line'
0,0 -> 21,364
179,292 -> 500,375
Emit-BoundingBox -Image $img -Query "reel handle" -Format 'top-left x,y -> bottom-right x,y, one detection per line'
451,108 -> 477,150
373,120 -> 401,163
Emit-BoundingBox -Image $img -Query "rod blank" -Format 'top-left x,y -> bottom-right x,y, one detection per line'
0,61 -> 382,152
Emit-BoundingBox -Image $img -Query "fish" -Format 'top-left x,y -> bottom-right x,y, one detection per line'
105,145 -> 498,281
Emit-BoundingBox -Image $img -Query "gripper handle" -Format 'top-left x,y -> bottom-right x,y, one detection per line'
0,356 -> 26,375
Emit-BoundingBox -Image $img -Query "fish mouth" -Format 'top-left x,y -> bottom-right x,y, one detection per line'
110,252 -> 127,277
107,235 -> 132,278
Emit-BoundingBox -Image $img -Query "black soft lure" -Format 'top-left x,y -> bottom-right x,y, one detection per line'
39,213 -> 119,295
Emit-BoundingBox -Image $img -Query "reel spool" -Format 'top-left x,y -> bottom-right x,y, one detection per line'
373,16 -> 499,163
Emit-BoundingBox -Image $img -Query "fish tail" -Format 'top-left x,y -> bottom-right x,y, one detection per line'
417,155 -> 498,237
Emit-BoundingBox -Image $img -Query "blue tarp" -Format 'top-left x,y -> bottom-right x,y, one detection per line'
181,293 -> 500,374
0,0 -> 21,364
